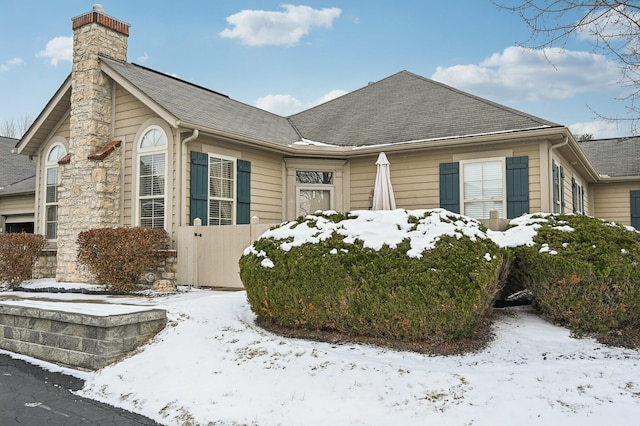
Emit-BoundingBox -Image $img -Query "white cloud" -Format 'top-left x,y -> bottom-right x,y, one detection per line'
219,5 -> 342,47
137,52 -> 149,63
575,4 -> 640,42
255,88 -> 347,116
38,36 -> 72,66
569,121 -> 626,139
0,57 -> 24,72
432,46 -> 621,103
309,89 -> 347,108
255,94 -> 302,115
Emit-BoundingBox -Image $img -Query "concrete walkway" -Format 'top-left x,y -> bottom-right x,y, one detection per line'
0,354 -> 159,425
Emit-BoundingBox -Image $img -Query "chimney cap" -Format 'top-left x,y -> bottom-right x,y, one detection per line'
93,4 -> 104,13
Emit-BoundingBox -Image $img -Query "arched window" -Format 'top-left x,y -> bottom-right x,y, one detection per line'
137,126 -> 167,228
45,143 -> 67,239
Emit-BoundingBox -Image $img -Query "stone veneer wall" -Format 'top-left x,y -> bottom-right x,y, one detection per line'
55,8 -> 130,282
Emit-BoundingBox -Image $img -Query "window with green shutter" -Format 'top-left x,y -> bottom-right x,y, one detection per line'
440,156 -> 529,219
189,152 -> 251,225
552,161 -> 565,214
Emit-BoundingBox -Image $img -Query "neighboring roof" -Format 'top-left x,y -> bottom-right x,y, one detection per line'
288,71 -> 561,147
99,57 -> 301,146
578,136 -> 640,178
0,136 -> 36,195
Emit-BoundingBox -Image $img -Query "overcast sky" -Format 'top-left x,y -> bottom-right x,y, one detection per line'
0,1 -> 633,139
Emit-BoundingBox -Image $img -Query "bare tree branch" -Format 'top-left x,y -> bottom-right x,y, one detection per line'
494,0 -> 640,133
0,115 -> 32,138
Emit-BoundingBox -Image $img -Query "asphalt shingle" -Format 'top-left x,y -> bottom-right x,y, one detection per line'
100,57 -> 301,146
288,71 -> 561,147
578,137 -> 640,177
0,136 -> 35,195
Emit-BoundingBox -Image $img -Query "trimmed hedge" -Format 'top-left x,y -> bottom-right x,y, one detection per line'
240,210 -> 509,344
77,227 -> 170,292
506,214 -> 640,337
0,233 -> 45,287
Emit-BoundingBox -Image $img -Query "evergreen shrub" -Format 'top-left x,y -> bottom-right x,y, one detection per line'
240,210 -> 509,344
0,233 -> 45,287
77,227 -> 170,292
507,214 -> 640,337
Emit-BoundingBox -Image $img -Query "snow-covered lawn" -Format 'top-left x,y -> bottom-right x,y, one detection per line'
1,279 -> 639,426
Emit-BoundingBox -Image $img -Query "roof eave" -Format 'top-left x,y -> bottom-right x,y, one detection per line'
99,60 -> 180,127
16,77 -> 72,156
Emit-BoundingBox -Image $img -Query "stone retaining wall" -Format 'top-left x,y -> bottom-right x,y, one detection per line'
0,301 -> 166,370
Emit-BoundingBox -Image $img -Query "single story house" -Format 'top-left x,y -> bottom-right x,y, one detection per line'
0,136 -> 36,234
11,6 -> 640,287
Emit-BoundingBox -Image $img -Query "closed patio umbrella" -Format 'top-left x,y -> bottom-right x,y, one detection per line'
372,152 -> 396,210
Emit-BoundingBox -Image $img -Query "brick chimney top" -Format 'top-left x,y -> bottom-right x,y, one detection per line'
72,4 -> 129,36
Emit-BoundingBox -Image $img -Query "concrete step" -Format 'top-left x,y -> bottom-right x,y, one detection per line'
0,301 -> 166,370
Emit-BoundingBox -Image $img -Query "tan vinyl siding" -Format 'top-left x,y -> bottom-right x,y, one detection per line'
113,85 -> 162,228
243,151 -> 283,223
185,138 -> 283,226
592,182 -> 640,226
350,142 -> 543,215
0,194 -> 35,215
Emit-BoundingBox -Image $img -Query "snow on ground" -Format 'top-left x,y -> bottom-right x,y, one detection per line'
1,279 -> 639,426
1,211 -> 639,424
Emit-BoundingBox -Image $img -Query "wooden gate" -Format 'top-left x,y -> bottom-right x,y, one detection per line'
176,220 -> 273,288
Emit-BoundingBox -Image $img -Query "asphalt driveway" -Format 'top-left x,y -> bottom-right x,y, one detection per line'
0,353 -> 159,425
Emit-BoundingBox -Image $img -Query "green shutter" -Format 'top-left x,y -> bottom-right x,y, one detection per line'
552,162 -> 559,212
631,190 -> 640,229
237,159 -> 251,224
560,166 -> 565,213
506,156 -> 529,219
571,177 -> 577,214
190,151 -> 208,225
439,162 -> 460,214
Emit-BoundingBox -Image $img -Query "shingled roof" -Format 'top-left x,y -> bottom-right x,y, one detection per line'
0,136 -> 35,195
288,71 -> 561,147
20,61 -> 568,158
578,136 -> 640,178
100,57 -> 301,146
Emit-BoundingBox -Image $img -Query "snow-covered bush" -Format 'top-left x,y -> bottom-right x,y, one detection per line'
504,214 -> 640,339
240,209 -> 509,344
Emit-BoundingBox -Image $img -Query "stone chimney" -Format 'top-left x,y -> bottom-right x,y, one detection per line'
55,5 -> 130,282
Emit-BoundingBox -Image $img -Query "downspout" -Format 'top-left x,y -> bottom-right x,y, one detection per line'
548,135 -> 569,213
180,129 -> 199,226
179,128 -> 200,286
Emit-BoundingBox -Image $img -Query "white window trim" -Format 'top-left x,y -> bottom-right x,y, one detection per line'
207,153 -> 237,225
296,184 -> 335,217
135,125 -> 168,229
459,157 -> 506,219
43,141 -> 67,241
283,158 -> 347,220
